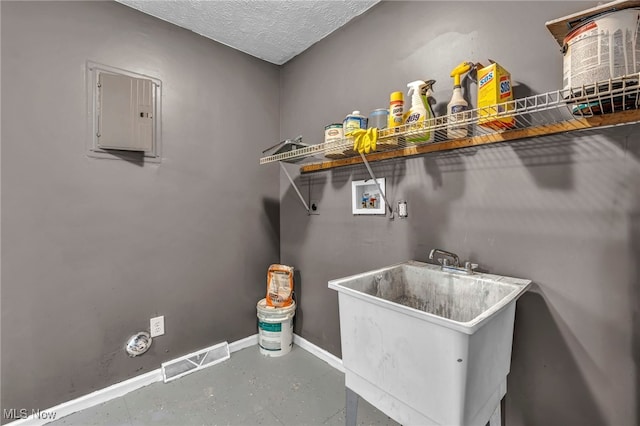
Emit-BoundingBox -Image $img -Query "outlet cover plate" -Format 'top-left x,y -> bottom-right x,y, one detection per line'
150,316 -> 165,337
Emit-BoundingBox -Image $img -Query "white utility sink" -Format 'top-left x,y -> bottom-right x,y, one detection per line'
329,260 -> 531,426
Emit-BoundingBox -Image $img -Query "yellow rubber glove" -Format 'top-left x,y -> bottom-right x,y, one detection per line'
361,128 -> 379,154
368,128 -> 378,153
347,128 -> 378,154
346,129 -> 367,153
361,131 -> 370,153
355,132 -> 365,153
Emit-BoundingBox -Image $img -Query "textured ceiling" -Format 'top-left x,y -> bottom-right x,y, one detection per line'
116,0 -> 380,65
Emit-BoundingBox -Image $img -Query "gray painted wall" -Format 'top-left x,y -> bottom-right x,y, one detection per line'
1,0 -> 280,416
2,1 -> 639,425
280,2 -> 639,425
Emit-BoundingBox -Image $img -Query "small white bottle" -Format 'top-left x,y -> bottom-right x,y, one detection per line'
447,85 -> 469,139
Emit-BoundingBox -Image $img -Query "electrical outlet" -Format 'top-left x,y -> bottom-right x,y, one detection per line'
150,316 -> 165,337
398,200 -> 408,218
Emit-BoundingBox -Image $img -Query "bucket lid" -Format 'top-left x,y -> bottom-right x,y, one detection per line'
257,298 -> 296,315
563,7 -> 640,45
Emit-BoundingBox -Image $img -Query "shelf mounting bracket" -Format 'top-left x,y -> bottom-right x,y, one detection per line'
359,152 -> 394,219
280,162 -> 310,213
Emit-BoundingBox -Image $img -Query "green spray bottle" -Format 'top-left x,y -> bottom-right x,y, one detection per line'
404,80 -> 435,143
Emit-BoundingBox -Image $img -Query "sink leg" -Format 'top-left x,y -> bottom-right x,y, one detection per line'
488,403 -> 501,426
346,387 -> 358,426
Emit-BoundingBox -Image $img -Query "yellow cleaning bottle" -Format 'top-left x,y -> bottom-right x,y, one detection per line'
388,91 -> 404,129
404,80 -> 434,143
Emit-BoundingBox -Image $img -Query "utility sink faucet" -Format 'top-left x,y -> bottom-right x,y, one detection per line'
429,248 -> 460,267
429,248 -> 478,274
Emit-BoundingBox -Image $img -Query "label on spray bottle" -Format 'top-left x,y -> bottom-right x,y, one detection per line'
448,104 -> 470,138
405,112 -> 422,124
451,104 -> 470,116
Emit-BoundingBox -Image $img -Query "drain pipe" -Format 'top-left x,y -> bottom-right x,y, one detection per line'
359,152 -> 394,219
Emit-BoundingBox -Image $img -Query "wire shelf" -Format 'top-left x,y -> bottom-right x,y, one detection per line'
260,74 -> 640,168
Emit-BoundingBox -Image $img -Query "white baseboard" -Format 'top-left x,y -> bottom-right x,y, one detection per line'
7,333 -> 340,426
6,334 -> 261,426
293,334 -> 344,373
5,368 -> 162,426
228,333 -> 259,353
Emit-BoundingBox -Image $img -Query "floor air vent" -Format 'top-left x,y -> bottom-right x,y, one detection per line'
161,341 -> 230,383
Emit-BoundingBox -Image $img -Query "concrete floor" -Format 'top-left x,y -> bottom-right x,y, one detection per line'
49,345 -> 399,426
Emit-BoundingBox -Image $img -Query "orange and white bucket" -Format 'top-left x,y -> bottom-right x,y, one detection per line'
256,298 -> 296,357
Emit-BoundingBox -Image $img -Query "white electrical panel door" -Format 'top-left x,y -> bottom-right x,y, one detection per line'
98,73 -> 153,151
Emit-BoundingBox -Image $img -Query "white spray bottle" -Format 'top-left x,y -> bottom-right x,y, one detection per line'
447,61 -> 474,139
404,80 -> 433,143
